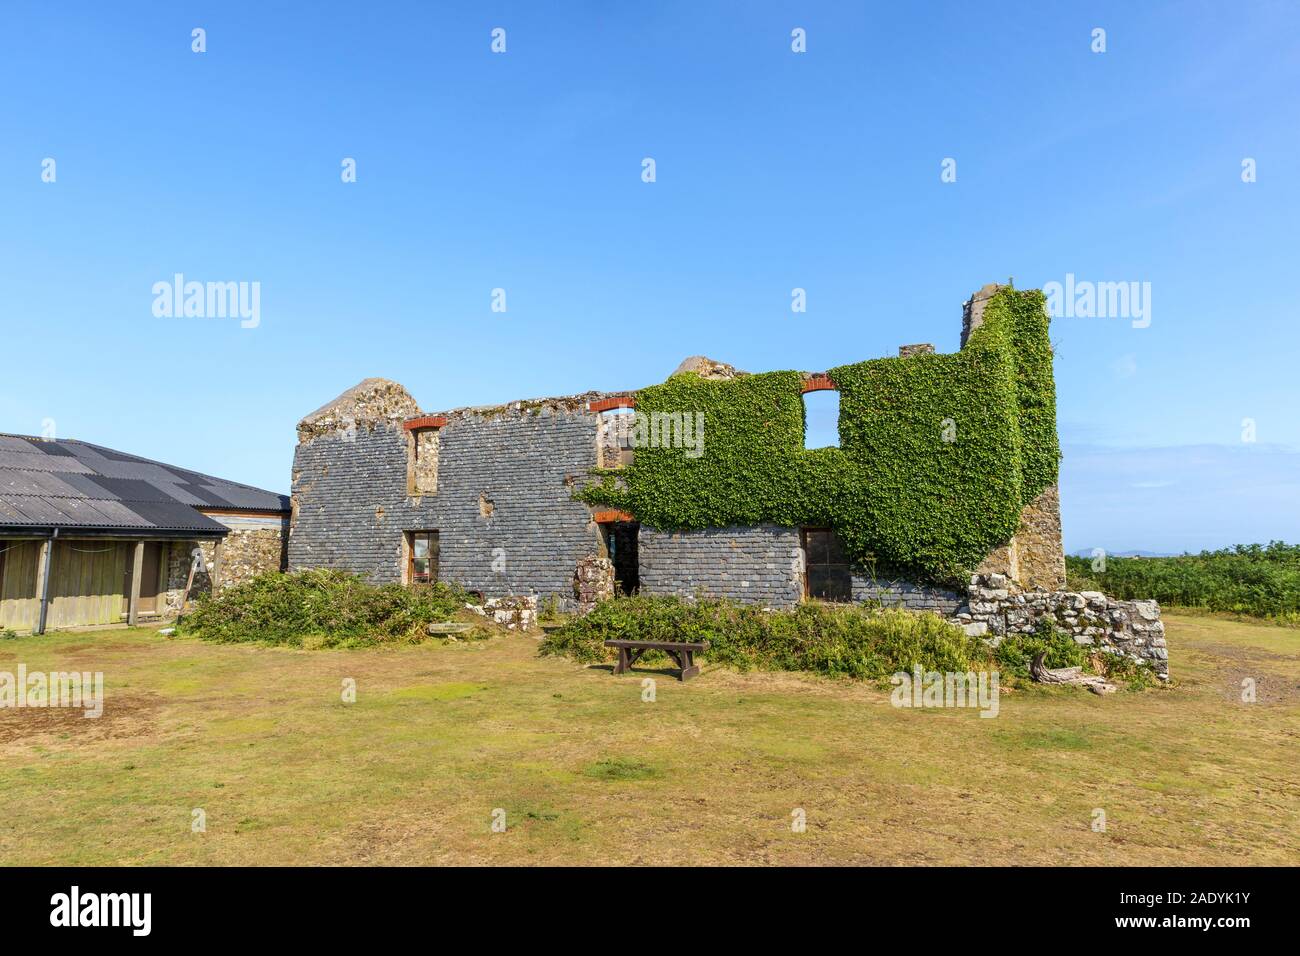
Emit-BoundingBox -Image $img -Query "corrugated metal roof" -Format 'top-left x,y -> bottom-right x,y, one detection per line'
0,434 -> 289,536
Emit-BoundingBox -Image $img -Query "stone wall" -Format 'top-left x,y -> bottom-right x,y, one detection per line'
162,539 -> 213,615
209,514 -> 289,590
960,282 -> 1003,347
1012,484 -> 1066,589
852,576 -> 963,615
574,554 -> 614,612
957,573 -> 1168,679
975,483 -> 1067,591
288,320 -> 1072,620
469,595 -> 537,631
158,515 -> 287,614
961,282 -> 1066,591
638,524 -> 804,607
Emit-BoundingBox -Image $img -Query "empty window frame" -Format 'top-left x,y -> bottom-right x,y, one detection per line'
407,428 -> 440,495
598,408 -> 636,468
801,390 -> 840,449
600,520 -> 640,595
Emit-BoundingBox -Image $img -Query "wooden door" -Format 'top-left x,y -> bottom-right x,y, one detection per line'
137,542 -> 163,614
802,528 -> 851,602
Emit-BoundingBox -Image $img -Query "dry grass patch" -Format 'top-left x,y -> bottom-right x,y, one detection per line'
0,613 -> 1295,865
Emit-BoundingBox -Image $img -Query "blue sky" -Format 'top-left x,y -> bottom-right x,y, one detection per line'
2,1 -> 1297,555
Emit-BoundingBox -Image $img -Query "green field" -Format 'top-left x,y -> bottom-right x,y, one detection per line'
1,613 -> 1296,865
1067,543 -> 1300,624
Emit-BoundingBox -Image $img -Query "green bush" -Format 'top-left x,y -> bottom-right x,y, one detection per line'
1066,542 -> 1300,624
578,286 -> 1058,585
995,618 -> 1089,681
177,569 -> 478,647
1096,650 -> 1162,690
996,618 -> 1161,689
539,595 -> 993,681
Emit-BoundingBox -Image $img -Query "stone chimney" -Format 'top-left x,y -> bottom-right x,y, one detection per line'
960,283 -> 1006,348
898,343 -> 934,358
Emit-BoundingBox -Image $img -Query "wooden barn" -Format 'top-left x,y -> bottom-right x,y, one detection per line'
0,434 -> 289,634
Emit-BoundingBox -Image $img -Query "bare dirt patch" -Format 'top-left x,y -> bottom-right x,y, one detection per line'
0,692 -> 162,749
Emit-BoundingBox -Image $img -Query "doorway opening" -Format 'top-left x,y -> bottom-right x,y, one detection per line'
602,521 -> 640,595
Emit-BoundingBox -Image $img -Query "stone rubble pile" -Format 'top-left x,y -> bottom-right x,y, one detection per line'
953,573 -> 1168,679
467,595 -> 537,631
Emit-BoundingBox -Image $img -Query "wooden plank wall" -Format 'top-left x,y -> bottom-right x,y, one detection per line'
0,540 -> 42,631
46,541 -> 129,629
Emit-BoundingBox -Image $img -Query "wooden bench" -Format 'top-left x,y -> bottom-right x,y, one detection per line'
604,640 -> 709,681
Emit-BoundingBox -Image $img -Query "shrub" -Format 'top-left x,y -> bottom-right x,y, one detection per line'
538,594 -> 563,623
177,569 -> 478,647
539,595 -> 993,681
995,618 -> 1089,681
1094,650 -> 1162,690
995,619 -> 1162,689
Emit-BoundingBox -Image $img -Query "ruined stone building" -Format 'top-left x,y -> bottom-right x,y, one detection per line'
288,283 -> 1167,677
289,285 -> 1067,614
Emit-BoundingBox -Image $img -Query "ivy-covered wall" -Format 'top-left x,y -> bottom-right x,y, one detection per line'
578,287 -> 1059,586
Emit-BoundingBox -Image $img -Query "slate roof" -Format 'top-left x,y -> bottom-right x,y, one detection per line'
0,435 -> 289,536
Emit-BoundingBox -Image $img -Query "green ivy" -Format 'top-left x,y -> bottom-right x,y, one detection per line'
577,287 -> 1059,585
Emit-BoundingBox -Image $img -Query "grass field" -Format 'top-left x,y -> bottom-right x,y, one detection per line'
1,613 -> 1296,865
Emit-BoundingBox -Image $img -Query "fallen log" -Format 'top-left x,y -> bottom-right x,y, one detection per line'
1029,652 -> 1116,695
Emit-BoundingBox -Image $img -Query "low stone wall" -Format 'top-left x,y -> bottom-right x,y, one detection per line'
469,595 -> 537,631
955,573 -> 1168,679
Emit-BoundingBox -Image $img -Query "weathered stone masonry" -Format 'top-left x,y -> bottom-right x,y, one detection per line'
639,525 -> 804,608
289,382 -> 972,614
